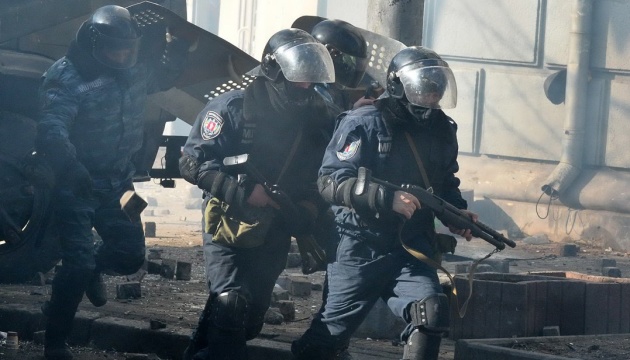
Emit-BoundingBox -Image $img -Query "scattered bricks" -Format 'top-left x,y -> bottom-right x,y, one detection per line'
602,267 -> 622,278
144,222 -> 156,238
116,282 -> 142,300
147,248 -> 163,260
143,209 -> 155,217
146,196 -> 158,206
33,330 -> 45,345
160,259 -> 177,279
542,326 -> 561,336
601,259 -> 617,268
175,261 -> 192,281
287,276 -> 311,297
160,209 -> 170,215
149,319 -> 167,330
556,243 -> 579,257
455,263 -> 470,274
272,287 -> 290,304
264,308 -> 284,325
277,300 -> 295,321
147,260 -> 162,275
285,253 -> 302,268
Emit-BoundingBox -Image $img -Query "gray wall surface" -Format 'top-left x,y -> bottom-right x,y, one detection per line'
422,0 -> 630,247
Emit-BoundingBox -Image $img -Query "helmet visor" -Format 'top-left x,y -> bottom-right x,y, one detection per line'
275,42 -> 335,83
398,65 -> 457,109
330,48 -> 368,88
93,33 -> 141,69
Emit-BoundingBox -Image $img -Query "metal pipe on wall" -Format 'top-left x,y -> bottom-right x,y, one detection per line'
541,0 -> 593,198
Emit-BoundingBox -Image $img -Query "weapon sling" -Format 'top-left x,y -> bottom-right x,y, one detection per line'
402,132 -> 499,318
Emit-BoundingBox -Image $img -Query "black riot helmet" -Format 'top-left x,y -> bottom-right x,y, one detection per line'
311,20 -> 368,89
76,5 -> 142,69
259,28 -> 335,84
386,46 -> 457,109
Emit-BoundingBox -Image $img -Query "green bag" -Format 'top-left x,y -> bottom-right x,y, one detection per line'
204,197 -> 275,248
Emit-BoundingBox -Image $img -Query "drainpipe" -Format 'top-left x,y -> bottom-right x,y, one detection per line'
541,0 -> 593,198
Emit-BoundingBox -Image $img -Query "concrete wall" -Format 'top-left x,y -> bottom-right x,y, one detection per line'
424,0 -> 630,249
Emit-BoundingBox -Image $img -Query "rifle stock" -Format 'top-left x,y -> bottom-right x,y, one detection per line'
357,167 -> 516,250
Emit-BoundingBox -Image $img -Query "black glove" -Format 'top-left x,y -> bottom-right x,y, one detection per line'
65,161 -> 93,198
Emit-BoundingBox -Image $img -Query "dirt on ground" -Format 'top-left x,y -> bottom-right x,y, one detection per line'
504,335 -> 630,359
2,180 -> 630,359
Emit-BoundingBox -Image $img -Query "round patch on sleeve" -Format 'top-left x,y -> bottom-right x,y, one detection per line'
336,139 -> 361,161
200,111 -> 224,140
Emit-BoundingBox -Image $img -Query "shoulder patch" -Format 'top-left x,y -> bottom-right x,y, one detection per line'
336,139 -> 361,161
201,111 -> 224,140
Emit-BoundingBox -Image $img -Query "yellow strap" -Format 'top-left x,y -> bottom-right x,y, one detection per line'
398,223 -> 496,319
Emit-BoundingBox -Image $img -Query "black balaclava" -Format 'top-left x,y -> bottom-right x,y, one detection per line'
264,73 -> 318,114
380,96 -> 440,129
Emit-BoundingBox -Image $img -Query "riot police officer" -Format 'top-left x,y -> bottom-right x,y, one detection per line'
292,46 -> 478,360
310,19 -> 371,114
179,28 -> 336,360
36,5 -> 187,360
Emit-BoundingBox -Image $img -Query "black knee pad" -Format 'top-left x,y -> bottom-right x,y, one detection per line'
211,290 -> 249,331
408,293 -> 449,334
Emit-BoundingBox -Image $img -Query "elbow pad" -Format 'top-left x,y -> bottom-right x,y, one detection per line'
318,175 -> 392,216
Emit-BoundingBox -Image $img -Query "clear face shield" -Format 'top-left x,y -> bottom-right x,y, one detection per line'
398,64 -> 457,109
274,42 -> 336,84
93,32 -> 141,69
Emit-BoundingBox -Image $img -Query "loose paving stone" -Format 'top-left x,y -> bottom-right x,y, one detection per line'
175,261 -> 192,281
602,267 -> 622,277
117,282 -> 142,300
160,259 -> 177,279
147,260 -> 162,275
144,222 -> 156,238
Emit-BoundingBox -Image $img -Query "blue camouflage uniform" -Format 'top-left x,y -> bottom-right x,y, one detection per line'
36,49 -> 168,275
294,99 -> 467,354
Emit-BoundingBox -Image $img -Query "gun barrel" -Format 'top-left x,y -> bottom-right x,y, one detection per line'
363,170 -> 515,250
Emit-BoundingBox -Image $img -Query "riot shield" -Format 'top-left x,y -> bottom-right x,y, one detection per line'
291,15 -> 406,89
127,1 -> 259,124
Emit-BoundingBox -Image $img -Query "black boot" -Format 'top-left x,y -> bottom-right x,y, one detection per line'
43,268 -> 90,360
85,271 -> 107,307
402,329 -> 442,360
182,295 -> 212,360
201,324 -> 248,360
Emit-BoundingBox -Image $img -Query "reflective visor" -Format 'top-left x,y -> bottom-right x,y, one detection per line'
93,33 -> 141,69
275,42 -> 335,83
398,65 -> 457,109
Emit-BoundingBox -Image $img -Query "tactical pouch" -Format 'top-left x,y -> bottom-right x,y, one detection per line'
204,197 -> 274,248
431,233 -> 457,264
